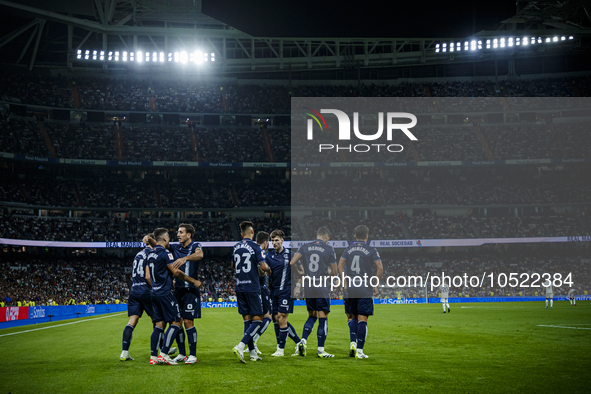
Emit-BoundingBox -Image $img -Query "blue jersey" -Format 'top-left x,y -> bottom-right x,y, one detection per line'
340,241 -> 381,298
147,245 -> 176,296
170,241 -> 202,290
297,239 -> 337,279
297,239 -> 336,298
267,248 -> 293,292
130,248 -> 151,295
233,238 -> 267,292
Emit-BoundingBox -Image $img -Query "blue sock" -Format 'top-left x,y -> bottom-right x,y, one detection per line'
287,322 -> 301,343
150,326 -> 164,357
317,318 -> 328,348
349,318 -> 358,343
176,328 -> 186,356
241,320 -> 264,350
302,316 -> 317,340
158,325 -> 164,350
261,317 -> 272,336
243,320 -> 252,335
274,321 -> 280,343
122,324 -> 134,351
357,321 -> 367,350
186,327 -> 197,357
278,327 -> 289,350
162,324 -> 180,355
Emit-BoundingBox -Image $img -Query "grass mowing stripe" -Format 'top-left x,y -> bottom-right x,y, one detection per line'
0,313 -> 126,337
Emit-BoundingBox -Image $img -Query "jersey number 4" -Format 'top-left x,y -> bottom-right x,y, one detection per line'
350,255 -> 361,274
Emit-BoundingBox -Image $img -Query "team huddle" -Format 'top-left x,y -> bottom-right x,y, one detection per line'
120,221 -> 384,364
231,221 -> 383,362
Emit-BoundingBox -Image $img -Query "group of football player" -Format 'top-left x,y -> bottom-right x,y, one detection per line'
120,221 -> 383,364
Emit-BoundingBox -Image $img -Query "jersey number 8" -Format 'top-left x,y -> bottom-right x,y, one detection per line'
309,253 -> 320,273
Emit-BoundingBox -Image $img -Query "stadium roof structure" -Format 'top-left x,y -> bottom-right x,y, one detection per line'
0,0 -> 590,74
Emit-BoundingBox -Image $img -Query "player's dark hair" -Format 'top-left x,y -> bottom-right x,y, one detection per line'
153,228 -> 169,241
240,221 -> 254,234
317,226 -> 331,238
179,223 -> 195,238
256,231 -> 269,245
270,229 -> 284,240
354,225 -> 369,240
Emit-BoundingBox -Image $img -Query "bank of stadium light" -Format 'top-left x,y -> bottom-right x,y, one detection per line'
435,35 -> 574,54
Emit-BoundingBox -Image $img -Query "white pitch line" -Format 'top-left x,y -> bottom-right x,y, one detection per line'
0,313 -> 125,338
537,325 -> 591,330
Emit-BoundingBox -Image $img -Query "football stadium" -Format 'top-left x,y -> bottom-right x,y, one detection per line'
0,0 -> 590,393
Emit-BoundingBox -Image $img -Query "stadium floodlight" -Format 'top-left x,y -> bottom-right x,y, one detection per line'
122,51 -> 127,61
204,52 -> 209,61
189,52 -> 195,62
108,51 -> 113,61
470,40 -> 476,50
569,36 -> 574,39
478,40 -> 482,49
137,51 -> 142,62
168,53 -> 173,62
145,52 -> 150,61
493,38 -> 498,48
464,41 -> 469,51
159,52 -> 164,62
450,44 -> 454,52
538,37 -> 542,43
180,51 -> 188,64
508,38 -> 513,47
130,52 -> 134,61
174,52 -> 180,62
92,50 -> 97,60
211,53 -> 215,62
151,52 -> 156,62
545,37 -> 551,43
195,50 -> 204,64
76,49 -> 82,59
486,39 -> 491,49
435,44 -> 440,53
531,37 -> 536,44
456,42 -> 461,51
561,36 -> 566,41
552,36 -> 558,42
115,51 -> 119,61
442,43 -> 447,52
515,37 -> 520,46
84,50 -> 89,60
500,38 -> 505,48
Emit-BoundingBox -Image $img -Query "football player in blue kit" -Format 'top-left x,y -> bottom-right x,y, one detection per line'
338,225 -> 383,359
147,228 -> 202,365
290,226 -> 337,358
232,221 -> 269,363
169,224 -> 203,365
266,229 -> 303,357
120,234 -> 155,361
253,231 -> 272,356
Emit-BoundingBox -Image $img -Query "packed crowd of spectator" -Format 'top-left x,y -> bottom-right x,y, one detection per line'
0,216 -> 121,242
1,243 -> 588,305
0,256 -> 128,306
2,116 -> 589,163
2,73 -> 589,114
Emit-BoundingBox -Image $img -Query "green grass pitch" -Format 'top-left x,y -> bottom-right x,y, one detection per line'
0,302 -> 589,393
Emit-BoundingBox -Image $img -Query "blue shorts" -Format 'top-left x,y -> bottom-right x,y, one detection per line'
272,289 -> 294,315
236,291 -> 263,317
261,287 -> 272,315
306,297 -> 331,313
127,290 -> 153,318
344,296 -> 352,315
175,287 -> 201,320
349,298 -> 374,316
151,291 -> 181,323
